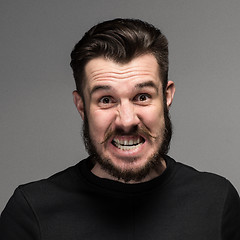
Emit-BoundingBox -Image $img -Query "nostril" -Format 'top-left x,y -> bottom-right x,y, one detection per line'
115,103 -> 140,131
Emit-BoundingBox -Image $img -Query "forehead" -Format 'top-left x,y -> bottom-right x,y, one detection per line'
84,54 -> 161,87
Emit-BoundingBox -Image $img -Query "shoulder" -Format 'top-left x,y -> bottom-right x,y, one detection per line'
0,159 -> 88,238
3,157 -> 91,213
5,159 -> 90,214
173,157 -> 233,186
18,160 -> 86,199
166,155 -> 239,201
166,156 -> 240,238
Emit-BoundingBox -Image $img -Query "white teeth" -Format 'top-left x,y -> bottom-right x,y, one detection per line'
113,137 -> 141,146
133,138 -> 140,144
112,137 -> 143,151
120,143 -> 143,151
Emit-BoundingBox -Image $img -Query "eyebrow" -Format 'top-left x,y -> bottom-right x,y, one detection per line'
90,85 -> 112,96
90,80 -> 159,96
135,81 -> 159,93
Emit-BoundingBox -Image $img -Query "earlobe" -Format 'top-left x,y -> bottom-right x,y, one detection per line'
72,90 -> 85,120
165,81 -> 175,109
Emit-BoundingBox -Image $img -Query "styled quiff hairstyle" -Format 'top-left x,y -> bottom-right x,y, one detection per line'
70,18 -> 169,98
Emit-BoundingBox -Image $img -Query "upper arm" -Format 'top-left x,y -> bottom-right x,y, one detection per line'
221,181 -> 240,240
0,187 -> 41,240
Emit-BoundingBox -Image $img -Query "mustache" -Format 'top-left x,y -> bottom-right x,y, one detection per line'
100,125 -> 157,144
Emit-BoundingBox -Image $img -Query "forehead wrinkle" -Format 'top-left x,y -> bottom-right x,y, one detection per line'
88,68 -> 157,82
87,69 -> 160,97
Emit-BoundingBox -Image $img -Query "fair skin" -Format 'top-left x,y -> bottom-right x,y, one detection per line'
73,54 -> 175,183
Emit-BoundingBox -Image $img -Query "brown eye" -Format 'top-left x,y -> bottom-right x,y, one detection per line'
100,97 -> 111,104
137,94 -> 151,101
139,94 -> 147,101
98,96 -> 116,108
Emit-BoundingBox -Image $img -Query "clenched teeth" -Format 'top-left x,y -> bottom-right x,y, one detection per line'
112,137 -> 144,151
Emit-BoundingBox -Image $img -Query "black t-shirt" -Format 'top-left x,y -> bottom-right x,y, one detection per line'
1,155 -> 240,239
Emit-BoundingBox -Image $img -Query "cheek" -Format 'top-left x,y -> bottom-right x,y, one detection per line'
88,110 -> 114,138
140,107 -> 165,130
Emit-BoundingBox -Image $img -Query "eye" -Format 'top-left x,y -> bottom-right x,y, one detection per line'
135,93 -> 151,102
98,96 -> 116,108
100,96 -> 111,104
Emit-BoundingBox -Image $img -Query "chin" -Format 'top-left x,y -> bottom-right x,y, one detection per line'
93,148 -> 163,182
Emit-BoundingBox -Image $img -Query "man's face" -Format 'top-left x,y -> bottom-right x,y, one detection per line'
73,54 -> 175,182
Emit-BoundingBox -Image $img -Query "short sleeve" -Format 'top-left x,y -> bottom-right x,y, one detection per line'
0,187 -> 40,240
221,181 -> 240,240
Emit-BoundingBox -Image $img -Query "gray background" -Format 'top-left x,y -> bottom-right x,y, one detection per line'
1,0 -> 240,212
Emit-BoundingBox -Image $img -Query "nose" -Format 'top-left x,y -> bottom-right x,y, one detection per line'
115,101 -> 140,132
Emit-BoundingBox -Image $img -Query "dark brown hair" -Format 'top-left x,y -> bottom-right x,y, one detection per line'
70,18 -> 169,98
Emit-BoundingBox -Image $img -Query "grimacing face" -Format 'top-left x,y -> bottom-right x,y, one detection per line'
73,54 -> 175,183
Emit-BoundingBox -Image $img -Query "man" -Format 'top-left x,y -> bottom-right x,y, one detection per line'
0,18 -> 239,239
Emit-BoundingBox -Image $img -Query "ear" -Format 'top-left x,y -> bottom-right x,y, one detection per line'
165,80 -> 175,109
72,90 -> 85,120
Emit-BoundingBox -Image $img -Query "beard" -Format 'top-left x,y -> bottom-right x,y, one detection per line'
82,99 -> 172,183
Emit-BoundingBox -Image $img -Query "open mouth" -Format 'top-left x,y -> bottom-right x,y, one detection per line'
111,136 -> 145,151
